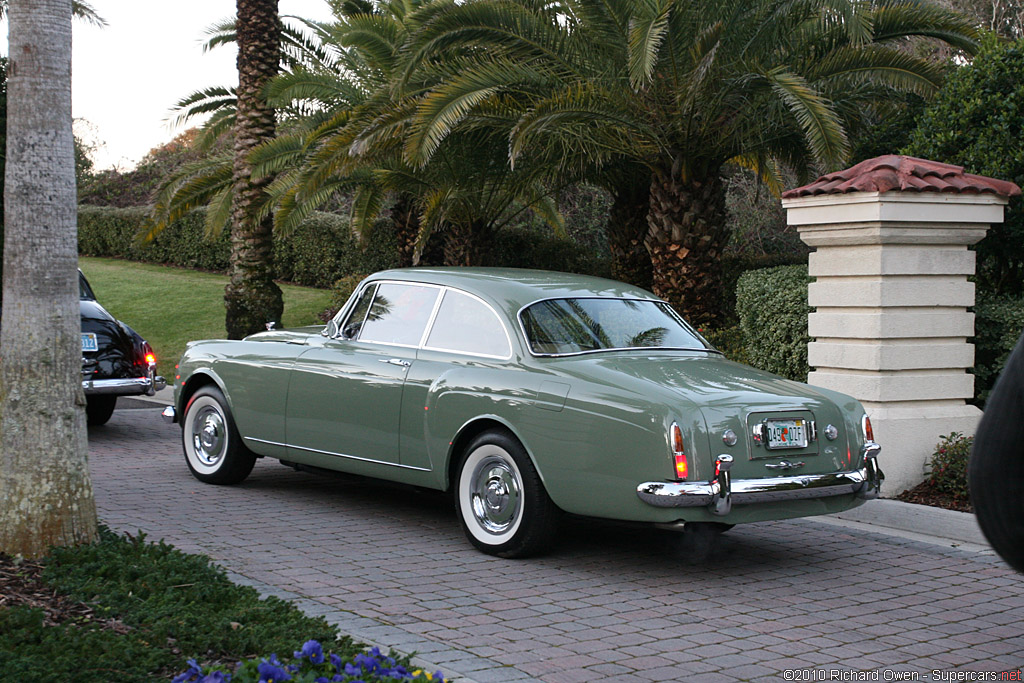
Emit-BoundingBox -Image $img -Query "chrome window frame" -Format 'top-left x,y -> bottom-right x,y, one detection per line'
516,296 -> 719,358
327,279 -> 514,360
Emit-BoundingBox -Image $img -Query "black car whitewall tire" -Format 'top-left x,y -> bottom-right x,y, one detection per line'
181,386 -> 255,485
455,430 -> 558,558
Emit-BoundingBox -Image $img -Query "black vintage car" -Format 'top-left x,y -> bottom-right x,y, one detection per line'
79,270 -> 165,425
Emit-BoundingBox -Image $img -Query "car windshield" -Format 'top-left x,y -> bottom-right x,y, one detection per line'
520,298 -> 711,355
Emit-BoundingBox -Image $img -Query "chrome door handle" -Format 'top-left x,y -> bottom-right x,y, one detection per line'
379,358 -> 411,367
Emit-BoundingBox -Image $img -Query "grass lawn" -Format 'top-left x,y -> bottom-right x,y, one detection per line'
78,257 -> 332,379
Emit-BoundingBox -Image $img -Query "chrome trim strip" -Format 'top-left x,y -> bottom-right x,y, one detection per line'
418,286 -> 446,349
515,296 -> 719,358
637,442 -> 884,514
243,437 -> 432,472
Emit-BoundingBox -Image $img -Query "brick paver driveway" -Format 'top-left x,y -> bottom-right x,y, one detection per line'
91,404 -> 1023,683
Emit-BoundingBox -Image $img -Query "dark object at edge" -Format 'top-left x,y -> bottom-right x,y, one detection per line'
969,329 -> 1024,572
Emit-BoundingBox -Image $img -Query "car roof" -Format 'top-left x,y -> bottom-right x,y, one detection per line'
368,267 -> 662,317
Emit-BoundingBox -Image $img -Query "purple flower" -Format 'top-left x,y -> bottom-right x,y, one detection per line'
257,660 -> 292,683
294,639 -> 325,665
200,673 -> 230,683
329,653 -> 342,670
173,659 -> 205,683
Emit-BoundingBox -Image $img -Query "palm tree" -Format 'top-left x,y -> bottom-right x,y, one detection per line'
261,0 -> 566,267
225,0 -> 285,338
0,0 -> 98,557
399,0 -> 979,324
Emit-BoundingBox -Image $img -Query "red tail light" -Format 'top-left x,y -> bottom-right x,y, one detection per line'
671,422 -> 688,480
145,353 -> 156,365
862,415 -> 875,442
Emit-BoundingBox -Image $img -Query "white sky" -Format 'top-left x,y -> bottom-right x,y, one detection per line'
52,1 -> 336,170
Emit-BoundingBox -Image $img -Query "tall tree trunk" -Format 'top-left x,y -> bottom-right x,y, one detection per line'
225,0 -> 283,339
0,0 -> 98,557
607,182 -> 652,290
645,167 -> 728,327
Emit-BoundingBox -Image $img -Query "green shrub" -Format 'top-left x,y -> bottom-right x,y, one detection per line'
489,225 -> 611,277
926,432 -> 973,503
735,265 -> 811,381
973,294 -> 1024,404
701,324 -> 750,365
321,273 -> 369,322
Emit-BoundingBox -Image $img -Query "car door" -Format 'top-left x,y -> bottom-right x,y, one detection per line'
284,281 -> 440,469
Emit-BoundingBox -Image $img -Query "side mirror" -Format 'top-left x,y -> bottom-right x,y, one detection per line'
323,319 -> 339,338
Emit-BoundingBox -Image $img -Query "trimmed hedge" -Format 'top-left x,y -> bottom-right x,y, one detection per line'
973,294 -> 1024,404
77,206 -> 399,288
77,205 -> 611,290
735,265 -> 812,381
79,206 -> 231,271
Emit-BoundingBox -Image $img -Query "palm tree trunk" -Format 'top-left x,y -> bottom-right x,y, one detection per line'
391,194 -> 419,268
607,182 -> 652,290
645,167 -> 728,327
225,0 -> 283,339
443,221 -> 486,266
0,0 -> 98,557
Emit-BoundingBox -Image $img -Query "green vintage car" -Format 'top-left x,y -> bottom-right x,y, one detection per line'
163,268 -> 882,557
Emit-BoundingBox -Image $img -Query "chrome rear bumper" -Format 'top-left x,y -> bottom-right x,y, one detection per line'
83,361 -> 165,397
82,374 -> 166,396
637,442 -> 883,516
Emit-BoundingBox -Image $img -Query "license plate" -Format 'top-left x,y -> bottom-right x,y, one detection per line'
765,419 -> 808,449
81,333 -> 98,352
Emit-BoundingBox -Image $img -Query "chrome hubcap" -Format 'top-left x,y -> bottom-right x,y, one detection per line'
191,406 -> 226,466
470,456 -> 521,534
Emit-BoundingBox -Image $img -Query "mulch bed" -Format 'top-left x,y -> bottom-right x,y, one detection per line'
0,552 -> 131,633
896,481 -> 973,513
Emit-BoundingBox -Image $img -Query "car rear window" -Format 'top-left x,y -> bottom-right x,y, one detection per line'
520,298 -> 710,355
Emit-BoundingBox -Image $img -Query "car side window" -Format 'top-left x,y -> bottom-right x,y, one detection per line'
357,283 -> 439,347
340,283 -> 377,340
425,289 -> 511,358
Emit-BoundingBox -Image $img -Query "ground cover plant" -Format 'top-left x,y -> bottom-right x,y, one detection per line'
78,256 -> 332,378
0,527 -> 361,681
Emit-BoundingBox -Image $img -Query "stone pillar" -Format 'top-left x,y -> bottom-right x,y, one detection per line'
781,156 -> 1021,496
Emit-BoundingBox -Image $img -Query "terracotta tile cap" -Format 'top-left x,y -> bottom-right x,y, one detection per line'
782,155 -> 1022,199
